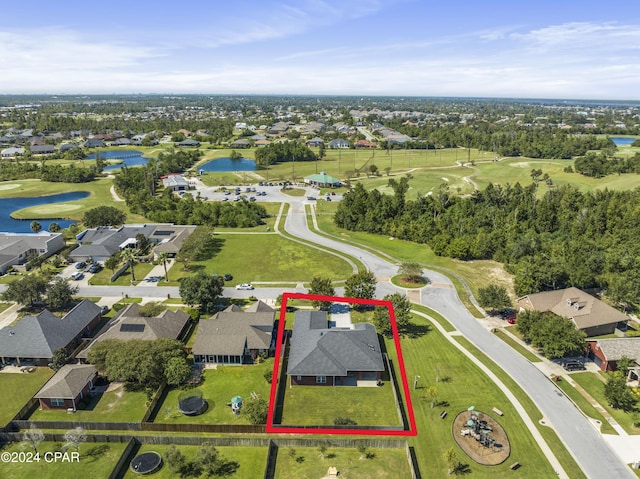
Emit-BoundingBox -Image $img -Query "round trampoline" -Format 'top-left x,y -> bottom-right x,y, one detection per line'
178,389 -> 207,416
130,451 -> 162,475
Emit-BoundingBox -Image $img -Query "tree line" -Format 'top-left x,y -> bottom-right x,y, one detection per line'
573,151 -> 640,177
335,175 -> 640,309
254,141 -> 317,166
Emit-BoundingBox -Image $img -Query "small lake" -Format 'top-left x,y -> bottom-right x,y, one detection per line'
611,137 -> 637,146
198,157 -> 257,172
0,191 -> 90,233
85,150 -> 151,171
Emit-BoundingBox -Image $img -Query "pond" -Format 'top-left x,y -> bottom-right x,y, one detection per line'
198,157 -> 257,172
611,137 -> 637,146
0,191 -> 90,233
85,150 -> 151,171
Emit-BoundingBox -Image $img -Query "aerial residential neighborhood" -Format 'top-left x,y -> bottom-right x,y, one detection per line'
2,1 -> 640,478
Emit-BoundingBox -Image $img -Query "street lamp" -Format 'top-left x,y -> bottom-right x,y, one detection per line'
414,375 -> 421,390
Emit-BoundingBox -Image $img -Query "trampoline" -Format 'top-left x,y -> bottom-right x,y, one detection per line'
130,451 -> 162,475
178,390 -> 207,416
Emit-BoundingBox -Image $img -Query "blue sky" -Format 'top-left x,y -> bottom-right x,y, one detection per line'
1,0 -> 639,99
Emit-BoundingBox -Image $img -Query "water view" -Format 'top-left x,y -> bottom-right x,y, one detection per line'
611,137 -> 637,146
198,157 -> 257,172
86,150 -> 151,171
0,191 -> 89,233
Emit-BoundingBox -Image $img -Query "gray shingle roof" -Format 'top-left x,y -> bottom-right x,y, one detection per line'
287,310 -> 384,377
0,300 -> 101,359
192,308 -> 275,357
34,364 -> 97,399
76,303 -> 189,359
591,338 -> 640,362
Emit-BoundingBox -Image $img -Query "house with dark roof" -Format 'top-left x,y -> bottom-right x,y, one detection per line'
229,139 -> 250,149
0,300 -> 102,366
516,287 -> 629,337
192,301 -> 276,365
587,338 -> 640,372
287,310 -> 384,386
82,138 -> 106,148
306,137 -> 325,147
177,139 -> 200,147
30,144 -> 55,155
34,364 -> 98,410
76,303 -> 190,360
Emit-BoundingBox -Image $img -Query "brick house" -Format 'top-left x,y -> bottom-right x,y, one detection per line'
34,364 -> 98,411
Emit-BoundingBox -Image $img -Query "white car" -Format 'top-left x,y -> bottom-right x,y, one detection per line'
235,283 -> 254,290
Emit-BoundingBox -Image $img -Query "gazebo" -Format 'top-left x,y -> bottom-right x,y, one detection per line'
304,171 -> 342,188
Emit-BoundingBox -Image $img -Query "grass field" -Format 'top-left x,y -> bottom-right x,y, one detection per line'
121,444 -> 268,479
166,233 -> 353,285
398,313 -> 560,477
493,330 -> 542,363
570,372 -> 640,435
0,368 -> 54,426
273,446 -> 412,479
89,262 -> 156,286
156,360 -> 274,425
554,378 -> 616,435
29,382 -> 148,422
0,441 -> 127,479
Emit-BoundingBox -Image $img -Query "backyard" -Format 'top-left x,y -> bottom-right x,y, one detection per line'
155,360 -> 274,425
0,441 -> 127,479
29,382 -> 148,423
273,446 -> 412,479
122,444 -> 268,479
0,368 -> 54,427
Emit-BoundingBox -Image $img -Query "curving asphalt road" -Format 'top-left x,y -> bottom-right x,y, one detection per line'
282,197 -> 634,479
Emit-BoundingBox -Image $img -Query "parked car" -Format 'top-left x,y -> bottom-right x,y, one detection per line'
235,283 -> 254,290
224,190 -> 231,195
563,360 -> 586,371
71,272 -> 84,280
101,305 -> 110,315
507,317 -> 516,324
75,261 -> 86,270
307,196 -> 316,201
224,274 -> 233,281
249,196 -> 256,202
88,263 -> 102,273
325,196 -> 332,201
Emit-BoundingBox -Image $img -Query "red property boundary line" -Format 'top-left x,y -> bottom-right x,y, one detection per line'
266,292 -> 417,436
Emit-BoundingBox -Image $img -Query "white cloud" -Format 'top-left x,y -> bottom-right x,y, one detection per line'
510,22 -> 640,51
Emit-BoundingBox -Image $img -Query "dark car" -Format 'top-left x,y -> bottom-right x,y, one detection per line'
307,196 -> 316,201
75,261 -> 86,269
563,360 -> 586,371
88,263 -> 102,273
224,274 -> 233,281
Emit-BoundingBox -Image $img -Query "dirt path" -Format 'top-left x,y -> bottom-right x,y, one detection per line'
110,185 -> 125,202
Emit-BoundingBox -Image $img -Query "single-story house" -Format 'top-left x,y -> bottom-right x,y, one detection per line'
1,147 -> 25,158
0,232 -> 65,274
229,139 -> 250,149
192,301 -> 276,365
177,139 -> 200,147
587,338 -> 640,372
0,300 -> 103,366
111,138 -> 133,146
34,364 -> 98,411
306,137 -> 325,147
516,287 -> 629,337
30,144 -> 55,155
58,143 -> 79,151
328,138 -> 350,149
76,303 -> 190,360
304,171 -> 342,188
69,223 -> 196,262
354,140 -> 377,149
254,139 -> 271,147
161,174 -> 191,192
82,139 -> 106,148
287,310 -> 384,386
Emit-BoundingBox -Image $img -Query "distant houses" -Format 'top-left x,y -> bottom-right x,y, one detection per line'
0,232 -> 65,274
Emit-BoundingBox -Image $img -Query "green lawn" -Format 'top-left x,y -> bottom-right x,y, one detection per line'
554,378 -> 616,435
89,262 -> 156,286
29,383 -> 148,423
400,312 -> 566,478
166,234 -> 353,285
0,441 -> 127,479
273,447 -> 411,479
452,336 -> 587,479
156,360 -> 274,425
0,302 -> 12,313
214,202 -> 281,232
122,444 -> 268,479
279,381 -> 401,427
493,330 -> 542,363
0,368 -> 54,426
570,372 -> 640,435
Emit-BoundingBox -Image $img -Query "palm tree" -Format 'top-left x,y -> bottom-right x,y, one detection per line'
120,248 -> 138,283
157,252 -> 169,282
30,221 -> 42,233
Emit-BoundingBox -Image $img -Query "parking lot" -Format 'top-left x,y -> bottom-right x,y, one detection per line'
187,181 -> 343,204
